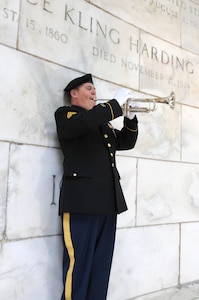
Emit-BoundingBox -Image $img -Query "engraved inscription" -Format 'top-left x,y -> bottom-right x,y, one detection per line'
1,7 -> 18,21
130,38 -> 194,74
0,3 -> 20,47
26,18 -> 68,44
18,0 -> 198,98
51,175 -> 56,206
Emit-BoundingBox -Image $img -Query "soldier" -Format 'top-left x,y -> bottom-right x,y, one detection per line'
54,73 -> 138,300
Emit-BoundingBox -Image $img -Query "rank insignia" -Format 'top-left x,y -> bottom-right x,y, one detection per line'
67,111 -> 77,119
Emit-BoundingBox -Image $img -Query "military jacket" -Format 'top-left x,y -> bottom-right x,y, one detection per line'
55,99 -> 138,215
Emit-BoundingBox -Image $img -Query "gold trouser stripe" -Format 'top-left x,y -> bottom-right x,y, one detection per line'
63,213 -> 75,300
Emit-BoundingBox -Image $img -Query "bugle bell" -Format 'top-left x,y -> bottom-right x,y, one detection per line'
96,91 -> 175,115
123,91 -> 176,114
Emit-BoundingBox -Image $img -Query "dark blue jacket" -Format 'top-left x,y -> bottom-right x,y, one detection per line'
55,99 -> 138,215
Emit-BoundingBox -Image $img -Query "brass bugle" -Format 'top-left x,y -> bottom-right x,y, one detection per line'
96,91 -> 175,114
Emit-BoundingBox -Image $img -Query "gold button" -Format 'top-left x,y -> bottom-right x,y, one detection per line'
110,153 -> 113,157
73,173 -> 77,177
104,134 -> 108,138
112,163 -> 115,167
107,143 -> 111,148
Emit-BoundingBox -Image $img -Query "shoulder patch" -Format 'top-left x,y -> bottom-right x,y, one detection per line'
66,111 -> 77,119
100,103 -> 106,107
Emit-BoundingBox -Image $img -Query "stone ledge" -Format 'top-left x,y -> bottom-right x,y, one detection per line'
133,282 -> 199,300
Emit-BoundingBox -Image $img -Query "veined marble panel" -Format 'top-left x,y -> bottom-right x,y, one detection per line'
6,144 -> 63,239
0,236 -> 62,300
182,0 -> 199,54
0,44 -> 137,148
139,32 -> 199,108
116,156 -> 137,228
90,0 -> 181,45
181,222 -> 199,284
182,106 -> 199,163
137,159 -> 199,226
0,45 -> 67,147
18,0 -> 139,88
0,0 -> 20,48
0,142 -> 9,240
107,225 -> 179,299
111,99 -> 181,161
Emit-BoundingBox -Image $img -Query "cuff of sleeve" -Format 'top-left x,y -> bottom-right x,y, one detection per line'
107,99 -> 123,120
124,115 -> 138,131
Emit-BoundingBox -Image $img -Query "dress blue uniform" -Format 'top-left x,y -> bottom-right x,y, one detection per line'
55,74 -> 138,300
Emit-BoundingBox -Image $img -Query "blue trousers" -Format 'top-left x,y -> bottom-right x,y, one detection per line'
61,213 -> 117,300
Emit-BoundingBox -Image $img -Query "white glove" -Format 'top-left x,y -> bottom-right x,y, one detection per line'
114,88 -> 132,107
127,101 -> 136,119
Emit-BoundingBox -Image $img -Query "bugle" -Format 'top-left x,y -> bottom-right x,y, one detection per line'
96,91 -> 176,114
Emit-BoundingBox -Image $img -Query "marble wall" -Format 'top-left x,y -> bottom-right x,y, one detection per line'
0,0 -> 199,299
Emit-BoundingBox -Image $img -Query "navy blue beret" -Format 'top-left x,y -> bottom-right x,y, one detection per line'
64,74 -> 93,92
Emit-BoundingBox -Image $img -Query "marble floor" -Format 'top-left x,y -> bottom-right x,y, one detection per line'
132,283 -> 199,300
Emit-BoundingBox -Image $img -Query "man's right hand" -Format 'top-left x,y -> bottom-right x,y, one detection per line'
114,88 -> 132,107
